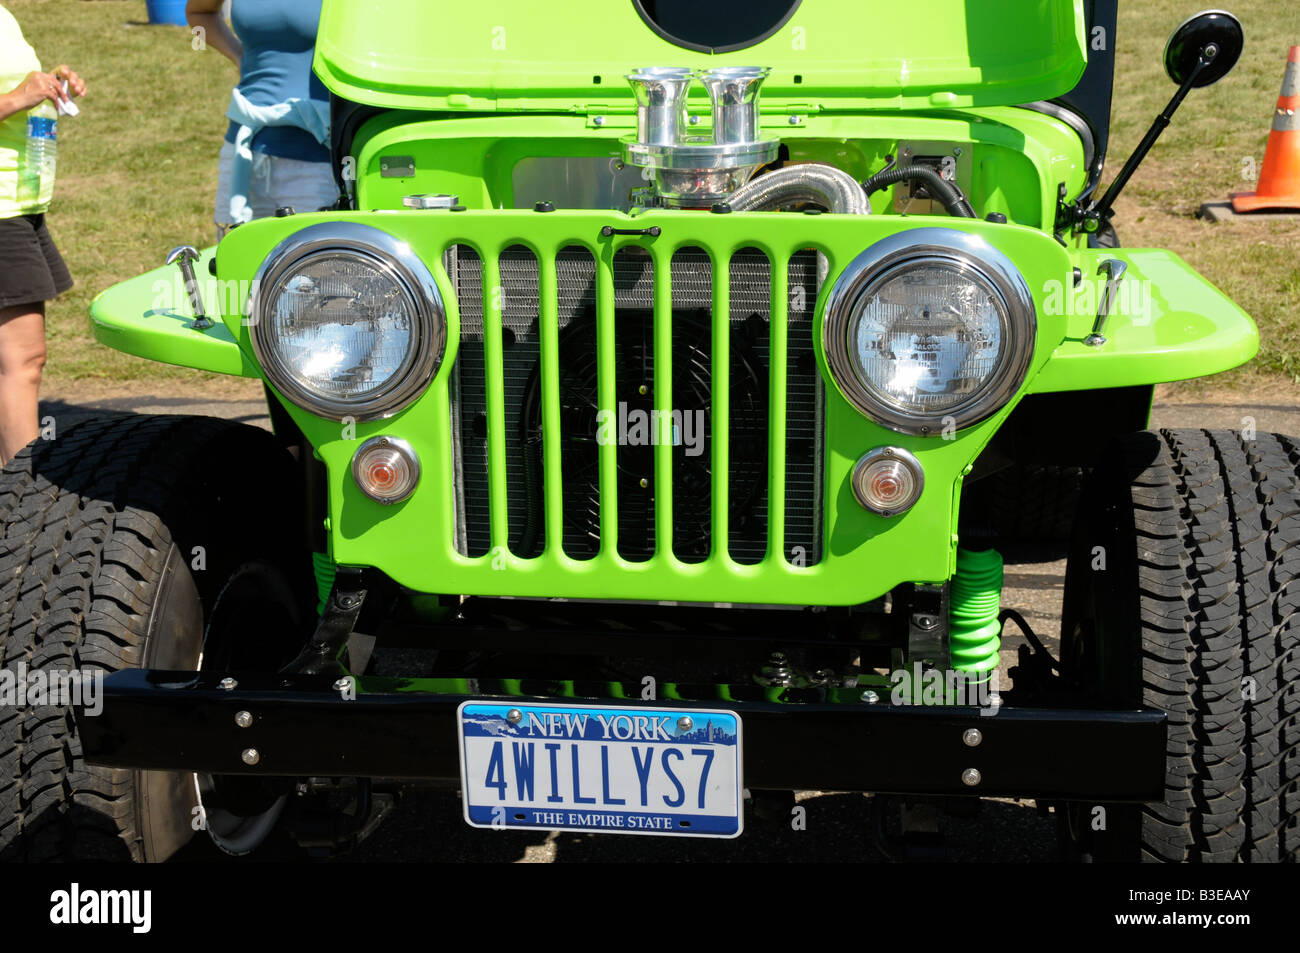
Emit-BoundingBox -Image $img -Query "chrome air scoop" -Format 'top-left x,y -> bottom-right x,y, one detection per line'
623,66 -> 779,208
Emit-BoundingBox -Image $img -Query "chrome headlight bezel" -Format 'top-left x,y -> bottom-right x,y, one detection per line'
249,222 -> 446,421
822,228 -> 1036,436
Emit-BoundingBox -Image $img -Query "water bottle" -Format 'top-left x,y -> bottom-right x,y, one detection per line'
16,101 -> 57,209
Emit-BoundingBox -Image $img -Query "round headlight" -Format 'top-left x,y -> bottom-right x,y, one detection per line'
823,228 -> 1035,435
250,223 -> 446,420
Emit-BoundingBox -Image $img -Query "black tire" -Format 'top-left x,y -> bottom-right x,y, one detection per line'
977,463 -> 1088,543
0,413 -> 314,861
1060,429 -> 1300,862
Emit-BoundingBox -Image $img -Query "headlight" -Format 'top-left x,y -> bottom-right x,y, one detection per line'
823,228 -> 1035,435
250,222 -> 446,420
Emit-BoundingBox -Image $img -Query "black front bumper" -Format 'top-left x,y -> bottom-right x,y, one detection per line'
78,669 -> 1167,801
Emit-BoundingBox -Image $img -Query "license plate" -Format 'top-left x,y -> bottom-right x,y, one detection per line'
457,701 -> 743,838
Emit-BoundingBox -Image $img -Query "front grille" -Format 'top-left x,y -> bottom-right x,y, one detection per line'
447,241 -> 823,569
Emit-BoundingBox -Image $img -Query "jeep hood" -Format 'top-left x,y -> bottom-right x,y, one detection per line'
314,0 -> 1088,113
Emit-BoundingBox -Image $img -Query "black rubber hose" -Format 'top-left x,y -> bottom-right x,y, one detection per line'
860,165 -> 976,218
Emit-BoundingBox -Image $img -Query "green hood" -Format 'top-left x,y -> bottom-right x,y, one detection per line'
314,0 -> 1087,112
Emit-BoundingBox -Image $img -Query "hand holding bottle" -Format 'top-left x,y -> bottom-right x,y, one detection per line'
0,71 -> 67,120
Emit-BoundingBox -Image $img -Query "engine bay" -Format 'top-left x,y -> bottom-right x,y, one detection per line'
350,65 -> 1088,230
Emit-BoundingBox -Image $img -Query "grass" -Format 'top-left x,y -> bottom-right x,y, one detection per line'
10,0 -> 1300,388
1105,0 -> 1300,387
11,0 -> 234,386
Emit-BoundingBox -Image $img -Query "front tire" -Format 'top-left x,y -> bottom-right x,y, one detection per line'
0,413 -> 313,861
1060,428 -> 1300,862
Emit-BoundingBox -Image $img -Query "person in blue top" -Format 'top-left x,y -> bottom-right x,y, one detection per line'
187,1 -> 336,239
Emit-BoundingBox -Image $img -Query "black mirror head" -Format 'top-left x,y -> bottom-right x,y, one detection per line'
1165,9 -> 1244,87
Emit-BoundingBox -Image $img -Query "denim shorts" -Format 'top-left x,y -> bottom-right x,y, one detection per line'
213,140 -> 339,239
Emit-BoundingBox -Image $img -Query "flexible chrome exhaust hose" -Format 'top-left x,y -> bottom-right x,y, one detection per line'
727,164 -> 870,283
727,163 -> 872,216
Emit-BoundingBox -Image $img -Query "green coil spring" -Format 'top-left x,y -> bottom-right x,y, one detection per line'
948,547 -> 1003,680
311,551 -> 336,617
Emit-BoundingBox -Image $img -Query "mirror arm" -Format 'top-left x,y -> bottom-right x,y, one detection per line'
1079,46 -> 1218,232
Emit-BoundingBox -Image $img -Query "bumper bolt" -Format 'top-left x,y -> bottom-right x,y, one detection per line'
677,716 -> 693,732
961,767 -> 981,787
241,748 -> 260,766
860,690 -> 879,704
333,677 -> 353,692
219,677 -> 237,691
963,728 -> 982,747
234,710 -> 253,728
507,708 -> 523,724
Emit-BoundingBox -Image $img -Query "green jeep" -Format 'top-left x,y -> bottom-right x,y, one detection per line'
2,0 -> 1294,862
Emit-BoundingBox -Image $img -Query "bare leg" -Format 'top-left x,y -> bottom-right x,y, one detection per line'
0,303 -> 47,465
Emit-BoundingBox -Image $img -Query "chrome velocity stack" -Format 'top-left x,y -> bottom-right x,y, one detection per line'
699,66 -> 768,144
627,66 -> 693,146
622,65 -> 779,208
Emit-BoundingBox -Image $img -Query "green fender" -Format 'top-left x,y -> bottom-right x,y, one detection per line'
86,241 -> 1258,394
1029,247 -> 1258,394
88,247 -> 260,379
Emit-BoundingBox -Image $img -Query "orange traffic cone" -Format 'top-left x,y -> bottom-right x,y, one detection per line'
1232,46 -> 1300,212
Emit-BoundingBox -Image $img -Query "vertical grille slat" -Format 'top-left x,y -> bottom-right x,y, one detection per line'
709,254 -> 730,554
652,250 -> 674,558
767,253 -> 789,561
480,253 -> 510,552
536,252 -> 564,554
448,238 -> 823,576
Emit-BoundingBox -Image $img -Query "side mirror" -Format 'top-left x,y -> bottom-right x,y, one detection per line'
1073,9 -> 1244,234
1164,10 -> 1244,87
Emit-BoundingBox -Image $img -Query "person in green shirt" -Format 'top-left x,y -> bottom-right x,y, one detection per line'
0,3 -> 84,465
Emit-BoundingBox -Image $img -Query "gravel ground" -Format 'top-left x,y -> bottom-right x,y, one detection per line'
41,381 -> 1299,862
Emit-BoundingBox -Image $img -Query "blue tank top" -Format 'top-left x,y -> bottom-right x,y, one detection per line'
222,0 -> 329,163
